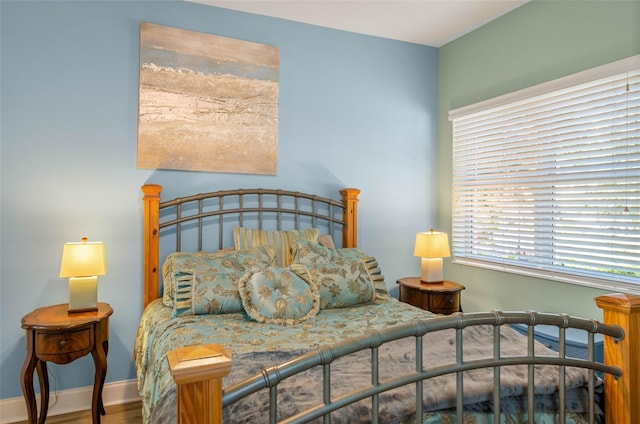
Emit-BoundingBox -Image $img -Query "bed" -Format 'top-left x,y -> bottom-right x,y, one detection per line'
134,184 -> 639,424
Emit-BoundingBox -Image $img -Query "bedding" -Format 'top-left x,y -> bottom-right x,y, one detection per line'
290,259 -> 376,308
291,239 -> 388,305
134,296 -> 602,424
238,266 -> 320,324
161,246 -> 276,310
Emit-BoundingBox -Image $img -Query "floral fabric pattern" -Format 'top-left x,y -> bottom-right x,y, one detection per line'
292,240 -> 388,304
291,259 -> 376,308
239,266 -> 319,324
135,297 -> 601,424
161,246 -> 275,308
173,270 -> 251,316
291,239 -> 369,265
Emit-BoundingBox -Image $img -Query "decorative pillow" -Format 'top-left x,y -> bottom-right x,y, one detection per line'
360,256 -> 388,304
200,247 -> 275,272
173,270 -> 250,317
318,234 -> 336,249
161,246 -> 275,307
335,247 -> 371,260
233,227 -> 319,267
292,239 -> 371,265
162,252 -> 203,307
239,266 -> 319,324
291,240 -> 388,304
291,258 -> 377,309
291,239 -> 335,265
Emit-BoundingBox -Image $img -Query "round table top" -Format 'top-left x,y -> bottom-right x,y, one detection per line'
21,302 -> 113,330
396,277 -> 465,292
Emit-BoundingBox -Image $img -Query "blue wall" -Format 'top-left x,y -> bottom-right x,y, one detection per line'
0,1 -> 438,399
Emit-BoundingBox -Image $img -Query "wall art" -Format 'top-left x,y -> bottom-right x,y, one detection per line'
137,22 -> 279,174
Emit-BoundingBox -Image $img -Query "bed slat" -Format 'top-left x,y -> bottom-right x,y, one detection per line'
492,322 -> 501,424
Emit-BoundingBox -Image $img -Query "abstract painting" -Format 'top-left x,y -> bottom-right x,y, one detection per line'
137,23 -> 279,174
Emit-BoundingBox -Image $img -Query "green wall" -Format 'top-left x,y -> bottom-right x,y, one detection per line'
438,0 -> 640,318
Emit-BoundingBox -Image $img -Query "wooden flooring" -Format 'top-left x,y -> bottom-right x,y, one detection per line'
14,400 -> 142,424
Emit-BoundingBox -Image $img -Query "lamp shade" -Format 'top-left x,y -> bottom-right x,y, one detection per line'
414,230 -> 451,259
59,239 -> 107,278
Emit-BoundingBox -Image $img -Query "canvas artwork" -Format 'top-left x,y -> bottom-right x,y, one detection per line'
137,22 -> 279,174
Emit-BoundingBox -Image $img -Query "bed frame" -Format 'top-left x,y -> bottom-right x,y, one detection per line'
141,184 -> 639,424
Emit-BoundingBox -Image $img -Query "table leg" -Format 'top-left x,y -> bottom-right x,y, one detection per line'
91,338 -> 108,423
99,339 -> 109,414
20,334 -> 38,424
36,361 -> 49,424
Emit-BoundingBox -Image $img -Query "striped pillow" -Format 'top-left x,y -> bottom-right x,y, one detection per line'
233,227 -> 319,267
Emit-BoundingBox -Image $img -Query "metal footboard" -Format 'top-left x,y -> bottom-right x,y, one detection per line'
222,311 -> 624,424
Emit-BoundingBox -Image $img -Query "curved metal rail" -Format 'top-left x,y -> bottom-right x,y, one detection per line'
158,188 -> 347,252
223,310 -> 624,424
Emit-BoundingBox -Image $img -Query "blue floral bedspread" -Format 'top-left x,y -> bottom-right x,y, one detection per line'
134,298 -> 602,424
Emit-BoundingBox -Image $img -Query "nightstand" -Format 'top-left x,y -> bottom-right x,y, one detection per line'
397,277 -> 464,315
20,302 -> 113,424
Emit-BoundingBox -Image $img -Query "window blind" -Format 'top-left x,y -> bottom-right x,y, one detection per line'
449,57 -> 640,292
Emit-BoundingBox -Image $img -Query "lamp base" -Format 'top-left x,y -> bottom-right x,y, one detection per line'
420,257 -> 444,284
68,276 -> 98,314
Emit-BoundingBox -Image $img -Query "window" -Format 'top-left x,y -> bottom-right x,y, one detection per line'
449,55 -> 640,293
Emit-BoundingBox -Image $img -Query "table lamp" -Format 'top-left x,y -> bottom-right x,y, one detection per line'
414,230 -> 450,283
59,237 -> 107,313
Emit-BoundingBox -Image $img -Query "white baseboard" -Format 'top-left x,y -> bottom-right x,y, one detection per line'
0,379 -> 139,424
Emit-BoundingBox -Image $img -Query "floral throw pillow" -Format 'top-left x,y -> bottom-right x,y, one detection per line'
161,246 -> 275,307
290,258 -> 376,309
239,266 -> 319,325
292,239 -> 371,265
173,270 -> 250,317
291,240 -> 388,304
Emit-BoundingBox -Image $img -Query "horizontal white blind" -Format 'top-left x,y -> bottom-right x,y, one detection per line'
450,60 -> 640,292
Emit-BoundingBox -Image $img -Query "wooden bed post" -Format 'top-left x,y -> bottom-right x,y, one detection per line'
167,344 -> 232,424
595,293 -> 640,424
142,184 -> 162,308
340,188 -> 360,248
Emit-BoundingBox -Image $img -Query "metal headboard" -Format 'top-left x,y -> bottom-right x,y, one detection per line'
159,189 -> 348,253
141,185 -> 360,307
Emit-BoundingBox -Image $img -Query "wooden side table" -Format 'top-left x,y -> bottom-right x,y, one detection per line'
20,302 -> 113,424
397,277 -> 464,315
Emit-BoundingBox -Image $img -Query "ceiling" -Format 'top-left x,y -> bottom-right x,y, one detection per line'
188,0 -> 530,47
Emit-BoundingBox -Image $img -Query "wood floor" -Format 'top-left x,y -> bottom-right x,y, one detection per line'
14,401 -> 142,424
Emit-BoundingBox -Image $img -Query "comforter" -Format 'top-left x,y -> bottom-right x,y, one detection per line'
134,297 -> 601,424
